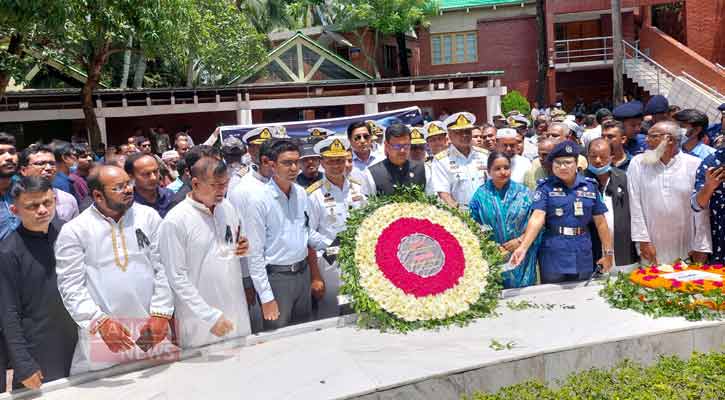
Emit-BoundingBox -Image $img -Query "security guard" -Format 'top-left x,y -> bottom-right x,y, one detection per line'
424,120 -> 448,157
644,95 -> 669,123
613,101 -> 647,156
430,112 -> 489,210
510,141 -> 614,283
306,136 -> 367,319
296,142 -> 324,188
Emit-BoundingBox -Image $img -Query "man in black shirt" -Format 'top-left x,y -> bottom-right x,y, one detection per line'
361,123 -> 426,195
0,176 -> 77,392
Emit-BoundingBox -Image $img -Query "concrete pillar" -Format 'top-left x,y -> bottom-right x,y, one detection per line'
236,108 -> 253,125
364,101 -> 379,114
97,116 -> 108,145
486,95 -> 502,124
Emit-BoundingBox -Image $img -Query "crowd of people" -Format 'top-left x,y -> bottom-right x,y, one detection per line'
1,94 -> 724,393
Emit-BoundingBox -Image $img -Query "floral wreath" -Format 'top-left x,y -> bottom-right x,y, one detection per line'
338,186 -> 502,332
601,262 -> 725,321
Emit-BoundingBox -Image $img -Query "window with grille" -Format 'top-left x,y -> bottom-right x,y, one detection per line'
431,31 -> 477,65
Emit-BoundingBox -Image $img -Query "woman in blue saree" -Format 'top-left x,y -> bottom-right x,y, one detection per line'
469,152 -> 539,288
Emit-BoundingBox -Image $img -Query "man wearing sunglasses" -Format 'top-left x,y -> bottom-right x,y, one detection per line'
360,123 -> 426,196
347,121 -> 383,176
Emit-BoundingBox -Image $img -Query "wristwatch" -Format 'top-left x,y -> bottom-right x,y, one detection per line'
604,249 -> 615,257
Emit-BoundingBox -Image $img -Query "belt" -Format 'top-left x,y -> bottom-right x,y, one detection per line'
266,261 -> 307,274
555,226 -> 587,236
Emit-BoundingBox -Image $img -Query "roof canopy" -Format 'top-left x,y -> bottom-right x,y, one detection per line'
230,32 -> 373,85
439,0 -> 526,11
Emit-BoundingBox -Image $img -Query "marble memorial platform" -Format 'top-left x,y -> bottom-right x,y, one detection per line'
3,282 -> 724,400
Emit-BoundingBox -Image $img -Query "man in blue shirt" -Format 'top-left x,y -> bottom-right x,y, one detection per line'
674,109 -> 716,160
124,153 -> 175,218
51,142 -> 77,199
613,101 -> 647,156
0,132 -> 19,241
691,148 -> 725,263
244,139 -> 331,330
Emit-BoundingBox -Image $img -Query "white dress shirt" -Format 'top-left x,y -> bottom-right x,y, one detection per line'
54,188 -> 79,222
430,144 -> 489,206
307,177 -> 367,241
160,195 -> 250,348
351,149 -> 382,176
627,152 -> 712,263
244,179 -> 331,304
55,204 -> 175,374
510,155 -> 533,184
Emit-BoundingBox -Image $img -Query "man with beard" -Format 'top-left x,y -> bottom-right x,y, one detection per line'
295,143 -> 323,188
627,121 -> 712,265
160,157 -> 251,348
0,132 -> 20,240
495,128 -> 532,183
19,145 -> 78,222
124,153 -> 174,218
55,165 -> 175,373
0,177 -> 77,392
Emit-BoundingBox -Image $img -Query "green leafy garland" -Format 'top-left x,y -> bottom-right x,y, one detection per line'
338,185 -> 503,333
600,272 -> 725,321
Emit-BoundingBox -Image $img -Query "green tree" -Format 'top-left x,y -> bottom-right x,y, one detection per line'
166,0 -> 266,87
236,0 -> 295,38
331,0 -> 437,77
0,1 -> 66,98
501,90 -> 531,118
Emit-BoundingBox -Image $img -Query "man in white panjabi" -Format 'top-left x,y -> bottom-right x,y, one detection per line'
55,166 -> 175,374
161,157 -> 251,348
627,121 -> 712,265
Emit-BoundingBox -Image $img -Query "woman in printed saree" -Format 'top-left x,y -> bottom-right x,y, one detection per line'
469,152 -> 539,288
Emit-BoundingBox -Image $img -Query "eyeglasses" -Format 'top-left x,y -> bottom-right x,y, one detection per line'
108,182 -> 134,193
141,143 -> 151,148
552,159 -> 576,168
353,134 -> 371,142
646,133 -> 667,140
30,160 -> 56,167
389,143 -> 411,151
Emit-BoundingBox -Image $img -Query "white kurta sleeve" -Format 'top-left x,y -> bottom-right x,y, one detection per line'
431,157 -> 452,194
359,169 -> 376,197
159,218 -> 222,325
627,159 -> 650,243
245,194 -> 274,304
54,225 -> 107,331
690,208 -> 713,253
228,185 -> 252,284
146,212 -> 175,318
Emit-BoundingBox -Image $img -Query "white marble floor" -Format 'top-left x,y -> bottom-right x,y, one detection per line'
4,283 -> 724,400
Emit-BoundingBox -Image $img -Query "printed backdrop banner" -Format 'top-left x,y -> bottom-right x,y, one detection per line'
220,106 -> 422,141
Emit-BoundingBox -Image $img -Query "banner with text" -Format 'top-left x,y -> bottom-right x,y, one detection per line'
220,106 -> 422,141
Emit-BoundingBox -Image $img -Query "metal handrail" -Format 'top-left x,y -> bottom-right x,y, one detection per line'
553,36 -> 613,67
680,71 -> 725,101
554,35 -> 613,44
621,40 -> 676,79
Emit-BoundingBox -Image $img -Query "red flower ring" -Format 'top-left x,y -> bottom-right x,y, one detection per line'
375,217 -> 465,297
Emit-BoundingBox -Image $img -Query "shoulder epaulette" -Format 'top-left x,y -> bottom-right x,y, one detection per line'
349,177 -> 361,186
472,146 -> 489,153
434,150 -> 447,160
236,165 -> 249,177
306,180 -> 323,194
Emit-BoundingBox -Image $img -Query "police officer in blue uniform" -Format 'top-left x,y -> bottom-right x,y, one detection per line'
510,141 -> 614,283
613,101 -> 647,156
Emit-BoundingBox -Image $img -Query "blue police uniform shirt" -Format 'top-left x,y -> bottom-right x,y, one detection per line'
624,132 -> 647,156
532,173 -> 608,275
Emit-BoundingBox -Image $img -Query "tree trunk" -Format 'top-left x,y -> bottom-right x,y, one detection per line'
535,0 -> 548,106
132,50 -> 146,88
353,29 -> 380,79
185,56 -> 195,87
0,33 -> 23,100
612,0 -> 624,106
120,35 -> 133,89
82,51 -> 107,147
395,32 -> 410,77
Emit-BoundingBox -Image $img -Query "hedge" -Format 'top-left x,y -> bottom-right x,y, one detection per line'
465,352 -> 725,400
